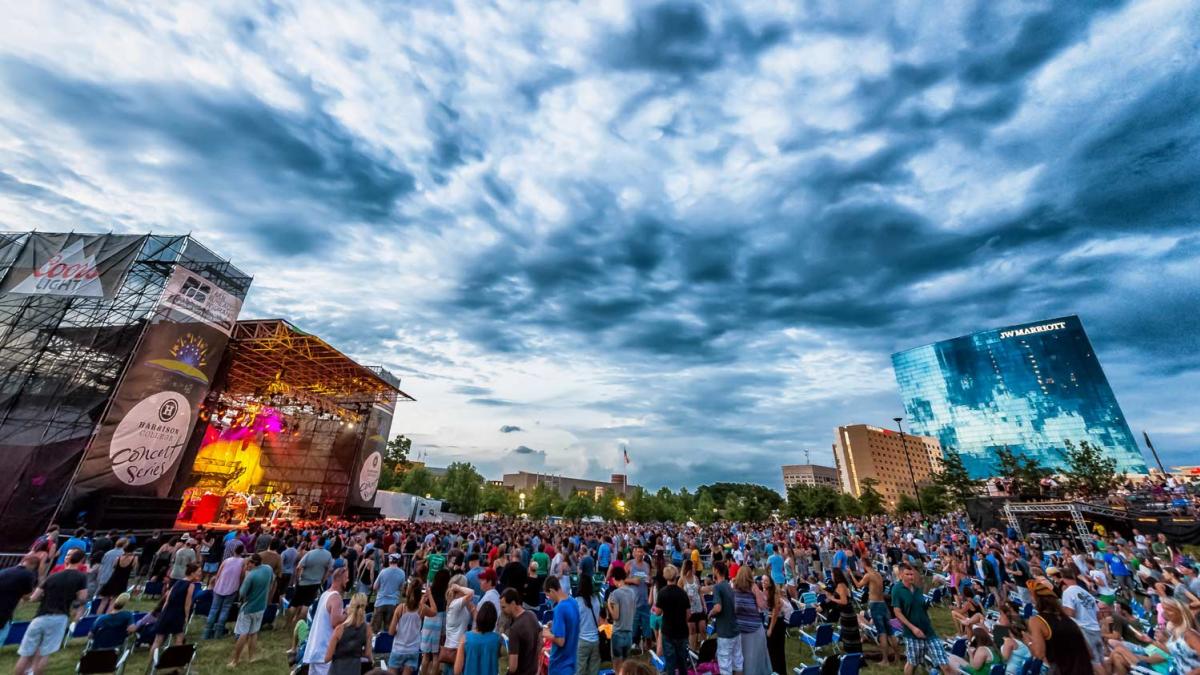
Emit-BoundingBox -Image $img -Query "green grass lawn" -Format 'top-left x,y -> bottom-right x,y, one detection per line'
0,596 -> 959,675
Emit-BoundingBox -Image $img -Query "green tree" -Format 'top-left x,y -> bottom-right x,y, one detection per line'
562,493 -> 595,520
527,483 -> 563,519
675,487 -> 695,519
787,484 -> 843,519
895,493 -> 921,515
857,478 -> 886,516
377,434 -> 412,491
480,483 -> 517,516
440,462 -> 483,516
934,449 -> 982,507
1060,439 -> 1120,497
919,484 -> 952,515
597,492 -> 621,521
695,483 -> 784,516
838,493 -> 864,517
694,493 -> 718,523
996,446 -> 1051,499
399,467 -> 439,498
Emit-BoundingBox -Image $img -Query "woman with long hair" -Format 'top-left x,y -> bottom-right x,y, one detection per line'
762,575 -> 787,675
732,567 -> 770,675
830,567 -> 862,654
575,574 -> 603,675
325,592 -> 373,675
388,578 -> 425,675
998,611 -> 1033,675
948,626 -> 1001,675
442,574 -> 477,675
419,569 -> 451,675
1025,579 -> 1092,675
679,559 -> 706,651
1160,597 -> 1200,675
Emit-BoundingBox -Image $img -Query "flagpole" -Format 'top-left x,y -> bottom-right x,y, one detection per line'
1143,431 -> 1167,475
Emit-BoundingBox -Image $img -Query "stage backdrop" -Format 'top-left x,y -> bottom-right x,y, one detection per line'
346,402 -> 395,509
0,233 -> 147,545
66,264 -> 243,514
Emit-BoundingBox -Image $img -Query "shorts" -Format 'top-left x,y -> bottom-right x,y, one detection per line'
235,610 -> 264,636
18,614 -> 69,657
389,651 -> 421,671
420,612 -> 444,653
292,583 -> 320,608
869,601 -> 893,637
904,636 -> 948,667
716,636 -> 743,675
611,629 -> 633,659
633,605 -> 652,640
689,612 -> 707,623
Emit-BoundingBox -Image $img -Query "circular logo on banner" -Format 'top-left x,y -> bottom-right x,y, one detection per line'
358,451 -> 383,502
109,391 -> 192,486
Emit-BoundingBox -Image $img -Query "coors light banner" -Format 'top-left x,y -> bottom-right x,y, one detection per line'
347,402 -> 395,508
0,232 -> 144,299
68,265 -> 241,505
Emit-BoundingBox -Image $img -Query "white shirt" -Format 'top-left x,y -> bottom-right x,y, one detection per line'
1062,584 -> 1101,632
302,589 -> 341,664
1089,569 -> 1114,595
443,596 -> 471,649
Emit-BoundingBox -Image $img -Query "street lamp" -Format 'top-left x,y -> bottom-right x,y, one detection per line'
893,416 -> 924,515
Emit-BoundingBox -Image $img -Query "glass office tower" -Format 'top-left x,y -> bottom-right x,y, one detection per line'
892,315 -> 1146,478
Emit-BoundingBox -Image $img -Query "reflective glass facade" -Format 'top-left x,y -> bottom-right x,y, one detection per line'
892,315 -> 1146,478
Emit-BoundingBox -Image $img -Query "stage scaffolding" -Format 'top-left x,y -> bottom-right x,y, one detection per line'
0,233 -> 250,546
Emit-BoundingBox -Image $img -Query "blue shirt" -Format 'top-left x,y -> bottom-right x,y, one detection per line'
466,566 -> 484,598
549,597 -> 579,675
1105,552 -> 1131,577
597,543 -> 611,568
768,554 -> 785,584
464,631 -> 500,675
57,537 -> 89,564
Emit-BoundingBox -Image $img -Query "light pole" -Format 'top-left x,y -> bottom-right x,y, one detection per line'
894,416 -> 924,515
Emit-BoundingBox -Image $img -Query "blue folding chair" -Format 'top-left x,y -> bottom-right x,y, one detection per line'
793,665 -> 821,675
986,664 -> 1005,675
949,638 -> 968,659
373,631 -> 394,658
69,615 -> 100,640
3,621 -> 29,646
799,624 -> 838,660
838,653 -> 863,675
1019,659 -> 1043,675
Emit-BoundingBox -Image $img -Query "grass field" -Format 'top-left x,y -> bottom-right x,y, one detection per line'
0,595 -> 959,675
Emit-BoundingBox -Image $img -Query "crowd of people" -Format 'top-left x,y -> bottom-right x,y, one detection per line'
2,512 -> 1200,675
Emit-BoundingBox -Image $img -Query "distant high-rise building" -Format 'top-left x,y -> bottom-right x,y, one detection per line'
833,424 -> 942,507
892,315 -> 1146,478
781,464 -> 840,490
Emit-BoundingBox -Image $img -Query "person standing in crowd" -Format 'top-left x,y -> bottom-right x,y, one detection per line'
204,540 -> 245,639
731,567 -> 769,675
1026,578 -> 1093,675
325,592 -> 373,675
443,575 -> 478,675
455,601 -> 500,675
290,537 -> 334,628
169,537 -> 197,585
708,561 -> 741,675
303,565 -> 350,675
419,569 -> 451,675
855,561 -> 898,665
543,575 -> 579,675
229,553 -> 275,668
503,587 -> 541,675
95,538 -> 136,615
478,568 -> 500,622
55,528 -> 89,566
761,575 -> 787,675
575,574 -> 602,675
655,565 -> 690,675
14,548 -> 88,675
893,563 -> 953,675
607,567 -> 637,673
389,578 -> 426,675
0,554 -> 39,648
1059,566 -> 1105,666
830,567 -> 862,654
151,562 -> 200,653
373,553 -> 407,634
680,560 -> 707,652
627,544 -> 653,652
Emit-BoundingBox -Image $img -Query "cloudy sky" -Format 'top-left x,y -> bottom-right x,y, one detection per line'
1,1 -> 1197,489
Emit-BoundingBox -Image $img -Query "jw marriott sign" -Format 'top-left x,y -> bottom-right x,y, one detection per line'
1000,321 -> 1068,339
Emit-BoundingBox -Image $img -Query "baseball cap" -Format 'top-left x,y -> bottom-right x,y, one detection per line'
480,568 -> 498,583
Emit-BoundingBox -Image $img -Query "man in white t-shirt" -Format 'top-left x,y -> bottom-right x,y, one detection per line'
1059,568 -> 1103,666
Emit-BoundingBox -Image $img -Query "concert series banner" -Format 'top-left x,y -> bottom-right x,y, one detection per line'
68,265 -> 242,505
0,232 -> 144,299
347,402 -> 395,508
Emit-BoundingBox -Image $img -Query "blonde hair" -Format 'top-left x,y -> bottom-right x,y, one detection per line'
113,593 -> 131,610
1161,598 -> 1200,639
663,564 -> 678,582
448,574 -> 467,603
344,593 -> 368,627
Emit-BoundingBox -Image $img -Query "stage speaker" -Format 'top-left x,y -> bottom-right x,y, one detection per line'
71,495 -> 183,531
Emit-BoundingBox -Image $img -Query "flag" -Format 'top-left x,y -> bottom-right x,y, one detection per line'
623,447 -> 630,465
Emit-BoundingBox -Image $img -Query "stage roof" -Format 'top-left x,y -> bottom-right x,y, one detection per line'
225,319 -> 415,408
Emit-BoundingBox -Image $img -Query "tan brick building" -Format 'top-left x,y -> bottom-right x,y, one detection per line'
832,424 -> 942,507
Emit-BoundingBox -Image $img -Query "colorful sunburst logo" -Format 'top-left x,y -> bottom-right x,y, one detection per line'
146,333 -> 211,383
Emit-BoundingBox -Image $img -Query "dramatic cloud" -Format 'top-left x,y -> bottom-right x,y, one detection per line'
0,0 -> 1196,488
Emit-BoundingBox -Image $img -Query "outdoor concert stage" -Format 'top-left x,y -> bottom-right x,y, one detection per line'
174,319 -> 413,528
0,232 -> 413,548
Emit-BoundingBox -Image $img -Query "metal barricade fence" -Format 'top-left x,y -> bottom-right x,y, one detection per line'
0,552 -> 25,569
